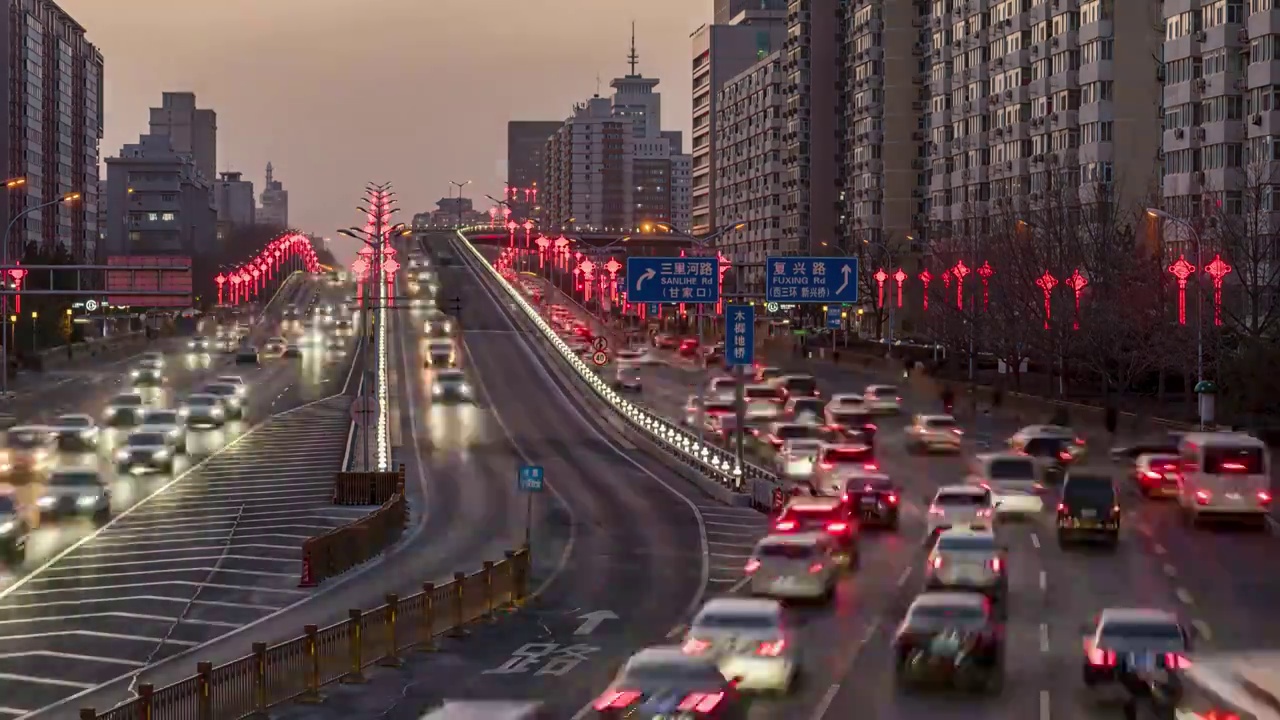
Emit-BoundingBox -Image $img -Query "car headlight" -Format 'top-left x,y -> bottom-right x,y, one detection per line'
187,342 -> 195,349
460,383 -> 472,395
37,496 -> 55,508
81,427 -> 98,437
153,449 -> 170,460
105,407 -> 118,416
211,407 -> 224,417
129,370 -> 140,378
77,495 -> 100,507
167,429 -> 179,438
116,450 -> 129,461
0,522 -> 14,535
432,386 -> 443,396
177,408 -> 189,418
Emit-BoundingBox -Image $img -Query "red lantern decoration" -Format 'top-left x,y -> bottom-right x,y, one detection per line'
8,266 -> 25,314
892,268 -> 907,308
942,269 -> 952,289
1204,254 -> 1231,326
1035,271 -> 1057,329
351,258 -> 369,277
873,268 -> 888,308
506,220 -> 517,247
951,260 -> 970,310
976,261 -> 993,311
919,269 -> 933,311
384,258 -> 401,275
1065,269 -> 1088,331
1168,256 -> 1195,326
214,273 -> 227,304
604,258 -> 622,276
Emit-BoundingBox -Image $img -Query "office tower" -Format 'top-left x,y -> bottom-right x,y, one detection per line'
148,92 -> 217,183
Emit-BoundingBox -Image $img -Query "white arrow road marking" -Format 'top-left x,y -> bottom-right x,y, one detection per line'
574,610 -> 619,635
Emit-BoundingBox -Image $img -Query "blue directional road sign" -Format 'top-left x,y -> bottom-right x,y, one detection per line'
726,304 -> 755,366
647,303 -> 660,315
765,256 -> 859,304
518,465 -> 545,492
826,306 -> 842,329
627,257 -> 720,304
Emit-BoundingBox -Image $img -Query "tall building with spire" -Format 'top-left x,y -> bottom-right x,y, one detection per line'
257,162 -> 289,229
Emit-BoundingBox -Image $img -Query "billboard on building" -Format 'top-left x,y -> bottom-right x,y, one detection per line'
106,255 -> 193,307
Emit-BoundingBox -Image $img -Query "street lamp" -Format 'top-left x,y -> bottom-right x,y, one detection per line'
450,180 -> 471,227
1146,207 -> 1206,397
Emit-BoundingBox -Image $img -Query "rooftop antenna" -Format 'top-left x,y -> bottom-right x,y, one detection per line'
627,21 -> 639,76
595,73 -> 602,96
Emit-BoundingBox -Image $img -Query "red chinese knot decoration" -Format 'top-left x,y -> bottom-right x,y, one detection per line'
1035,271 -> 1057,329
1065,269 -> 1088,331
976,261 -> 993,311
1168,256 -> 1195,326
892,268 -> 907,309
1204,254 -> 1231,326
951,260 -> 970,309
919,269 -> 933,311
942,269 -> 952,289
873,268 -> 888,308
605,258 -> 622,276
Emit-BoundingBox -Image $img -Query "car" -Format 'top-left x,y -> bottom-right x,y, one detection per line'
613,363 -> 642,392
263,336 -> 287,354
129,367 -> 164,391
141,409 -> 188,454
782,396 -> 825,423
809,443 -> 878,496
925,528 -> 1008,607
1082,609 -> 1192,689
431,369 -> 474,403
4,426 -> 57,474
423,311 -> 453,337
614,348 -> 663,366
203,383 -> 246,419
181,394 -> 226,428
1132,453 -> 1180,498
591,646 -> 746,718
823,403 -> 877,445
863,384 -> 902,414
37,468 -> 110,524
425,338 -> 456,367
769,374 -> 818,399
842,474 -> 901,529
140,351 -> 165,369
104,392 -> 148,428
760,422 -> 827,453
333,319 -> 354,337
0,490 -> 31,563
1056,471 -> 1120,547
116,430 -> 176,474
925,485 -> 995,541
771,496 -> 858,564
284,343 -> 302,358
744,532 -> 841,601
967,453 -> 1045,517
753,365 -> 784,383
776,438 -> 823,480
1009,425 -> 1086,481
216,336 -> 238,353
681,598 -> 797,692
685,397 -> 734,428
215,375 -> 248,395
1175,432 -> 1271,527
50,413 -> 100,452
893,592 -> 1004,693
186,336 -> 211,353
706,376 -> 737,401
652,334 -> 681,350
236,345 -> 260,365
905,414 -> 964,453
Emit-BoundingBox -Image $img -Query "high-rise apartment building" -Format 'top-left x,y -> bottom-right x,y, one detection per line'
543,97 -> 635,231
780,0 -> 840,254
715,51 -> 786,294
1,0 -> 103,260
258,162 -> 288,229
691,11 -> 787,235
715,0 -> 787,23
103,133 -> 217,257
148,92 -> 217,183
506,120 -> 562,220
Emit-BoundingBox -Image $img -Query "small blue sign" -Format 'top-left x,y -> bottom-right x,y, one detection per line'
518,465 -> 544,492
726,304 -> 755,366
826,306 -> 842,329
647,303 -> 660,315
765,256 -> 859,304
627,257 -> 720,304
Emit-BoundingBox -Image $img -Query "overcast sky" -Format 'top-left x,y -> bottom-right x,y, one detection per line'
61,0 -> 710,264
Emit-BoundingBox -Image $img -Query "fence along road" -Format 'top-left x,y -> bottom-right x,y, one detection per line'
0,372 -> 359,715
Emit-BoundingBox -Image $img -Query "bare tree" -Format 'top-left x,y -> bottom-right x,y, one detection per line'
1205,158 -> 1280,340
853,231 -> 912,340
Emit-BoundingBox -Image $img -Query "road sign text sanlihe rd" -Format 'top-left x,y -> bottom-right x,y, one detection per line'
626,257 -> 720,304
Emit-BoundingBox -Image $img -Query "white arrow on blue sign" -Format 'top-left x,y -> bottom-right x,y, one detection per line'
826,306 -> 842,329
518,465 -> 544,492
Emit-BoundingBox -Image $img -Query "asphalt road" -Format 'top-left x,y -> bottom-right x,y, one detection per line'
0,278 -> 365,717
544,290 -> 1280,720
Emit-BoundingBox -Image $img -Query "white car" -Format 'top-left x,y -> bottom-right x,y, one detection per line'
777,438 -> 823,479
613,363 -> 642,392
925,484 -> 995,540
967,453 -> 1044,516
614,348 -> 663,366
682,598 -> 797,692
744,532 -> 840,601
904,414 -> 963,453
706,376 -> 737,401
140,352 -> 165,369
862,384 -> 902,414
140,409 -> 188,454
828,393 -> 864,411
215,375 -> 248,397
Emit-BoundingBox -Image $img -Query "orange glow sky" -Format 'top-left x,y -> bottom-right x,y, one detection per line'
60,0 -> 709,263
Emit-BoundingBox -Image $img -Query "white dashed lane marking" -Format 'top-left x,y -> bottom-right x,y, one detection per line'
0,398 -> 353,715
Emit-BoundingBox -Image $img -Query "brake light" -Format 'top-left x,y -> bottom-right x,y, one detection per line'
826,522 -> 849,533
757,639 -> 786,656
896,396 -> 903,402
928,506 -> 945,515
1195,490 -> 1211,505
744,558 -> 761,573
682,638 -> 711,655
1164,652 -> 1192,669
774,520 -> 797,531
989,557 -> 1003,573
979,482 -> 991,490
1057,503 -> 1066,512
593,690 -> 642,710
1222,462 -> 1248,471
1087,647 -> 1117,667
864,423 -> 877,430
864,463 -> 878,471
1058,451 -> 1072,461
886,493 -> 899,505
841,493 -> 849,502
767,434 -> 782,445
1075,437 -> 1086,446
808,562 -> 824,573
819,462 -> 834,470
1143,470 -> 1163,481
930,556 -> 943,569
677,692 -> 724,713
1259,491 -> 1272,504
975,509 -> 992,518
953,428 -> 964,435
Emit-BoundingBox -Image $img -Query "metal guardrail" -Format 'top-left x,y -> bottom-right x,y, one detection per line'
79,542 -> 531,719
454,229 -> 783,497
299,466 -> 409,587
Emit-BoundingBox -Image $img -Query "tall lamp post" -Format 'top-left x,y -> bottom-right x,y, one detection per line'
449,180 -> 471,228
1146,207 -> 1209,427
1,191 -> 79,395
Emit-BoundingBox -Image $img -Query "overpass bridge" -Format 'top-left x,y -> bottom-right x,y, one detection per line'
449,224 -> 700,257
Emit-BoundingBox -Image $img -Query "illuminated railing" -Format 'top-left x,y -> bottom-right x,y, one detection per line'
454,227 -> 778,491
375,246 -> 391,471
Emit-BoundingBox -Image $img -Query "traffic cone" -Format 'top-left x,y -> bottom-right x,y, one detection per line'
299,542 -> 318,588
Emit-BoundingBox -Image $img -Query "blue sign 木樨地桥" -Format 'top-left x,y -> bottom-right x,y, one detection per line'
626,257 -> 720,304
765,256 -> 859,303
826,306 -> 842,329
518,465 -> 544,492
726,304 -> 755,366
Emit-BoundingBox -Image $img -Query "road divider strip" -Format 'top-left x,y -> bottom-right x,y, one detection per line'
299,465 -> 410,587
78,545 -> 531,720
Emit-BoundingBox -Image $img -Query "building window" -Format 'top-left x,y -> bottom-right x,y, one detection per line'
161,212 -> 175,221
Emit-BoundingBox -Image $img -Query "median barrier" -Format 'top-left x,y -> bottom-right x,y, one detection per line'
300,466 -> 409,587
332,467 -> 405,505
79,547 -> 531,720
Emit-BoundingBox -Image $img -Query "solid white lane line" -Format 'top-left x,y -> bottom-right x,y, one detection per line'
6,580 -> 305,598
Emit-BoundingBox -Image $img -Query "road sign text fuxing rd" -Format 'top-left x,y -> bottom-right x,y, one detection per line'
626,257 -> 720,304
726,304 -> 755,366
765,256 -> 859,303
518,465 -> 544,492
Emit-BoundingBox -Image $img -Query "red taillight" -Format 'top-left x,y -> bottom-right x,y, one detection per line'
593,690 -> 642,710
863,423 -> 877,430
1075,437 -> 1085,446
774,520 -> 797,531
1087,647 -> 1117,667
1259,491 -> 1272,504
808,562 -> 824,573
756,639 -> 786,656
841,493 -> 849,502
1057,503 -> 1066,512
682,638 -> 711,655
928,506 -> 944,515
930,556 -> 943,569
744,558 -> 761,573
886,493 -> 899,505
1143,470 -> 1163,481
864,463 -> 878,471
975,509 -> 993,518
1195,490 -> 1212,505
767,435 -> 782,445
677,692 -> 724,713
989,557 -> 1003,573
1222,462 -> 1248,471
826,522 -> 849,533
1164,652 -> 1192,669
819,462 -> 835,470
1058,451 -> 1072,461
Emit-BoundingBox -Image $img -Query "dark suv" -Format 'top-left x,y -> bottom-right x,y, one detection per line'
1056,471 -> 1120,548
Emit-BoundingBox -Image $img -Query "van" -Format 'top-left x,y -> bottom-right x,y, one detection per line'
1177,432 -> 1272,527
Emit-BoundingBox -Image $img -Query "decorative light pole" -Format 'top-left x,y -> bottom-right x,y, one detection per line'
873,268 -> 888,308
977,261 -> 993,311
1168,256 -> 1195,326
1065,269 -> 1088,331
1035,271 -> 1057,329
951,260 -> 970,310
1204,254 -> 1231,326
892,268 -> 906,308
919,269 -> 933,311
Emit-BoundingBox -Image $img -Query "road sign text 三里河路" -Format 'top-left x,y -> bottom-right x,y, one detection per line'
626,257 -> 720,304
